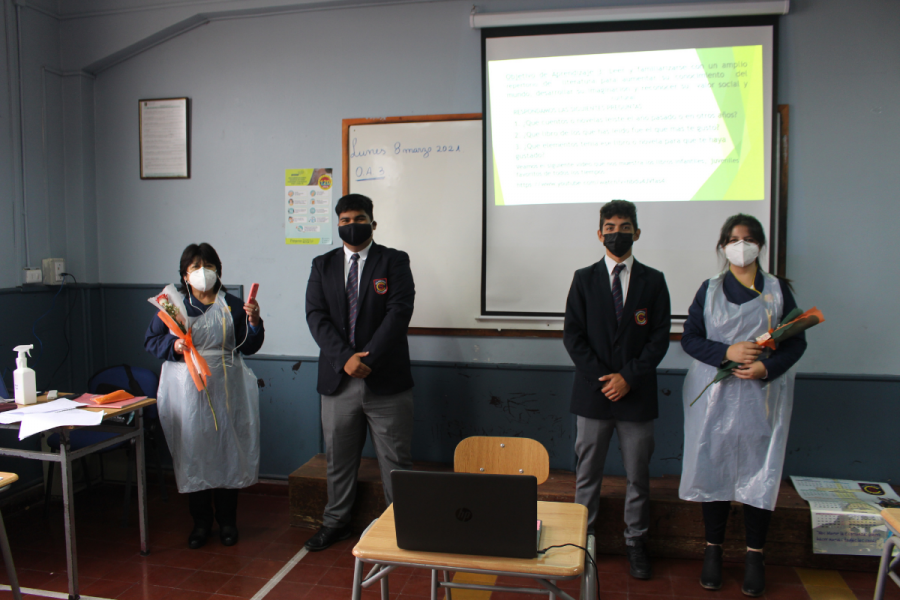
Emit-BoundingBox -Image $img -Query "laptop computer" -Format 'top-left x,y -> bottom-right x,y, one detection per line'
391,470 -> 541,559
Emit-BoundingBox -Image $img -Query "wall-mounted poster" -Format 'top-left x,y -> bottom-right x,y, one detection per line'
139,97 -> 190,179
285,168 -> 333,245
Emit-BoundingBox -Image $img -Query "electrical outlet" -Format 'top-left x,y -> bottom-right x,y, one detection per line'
41,258 -> 66,285
23,268 -> 42,284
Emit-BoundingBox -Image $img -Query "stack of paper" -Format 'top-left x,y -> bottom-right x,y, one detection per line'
0,400 -> 105,440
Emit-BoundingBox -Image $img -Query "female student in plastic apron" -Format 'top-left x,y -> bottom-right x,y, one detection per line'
680,215 -> 807,597
145,243 -> 264,549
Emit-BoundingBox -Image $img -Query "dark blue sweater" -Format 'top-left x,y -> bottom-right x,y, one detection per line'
145,291 -> 264,362
681,270 -> 806,380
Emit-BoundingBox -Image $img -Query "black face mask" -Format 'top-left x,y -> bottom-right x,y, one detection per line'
338,223 -> 373,246
603,232 -> 634,258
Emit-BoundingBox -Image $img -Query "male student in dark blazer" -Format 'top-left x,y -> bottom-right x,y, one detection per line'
563,200 -> 671,580
304,193 -> 415,551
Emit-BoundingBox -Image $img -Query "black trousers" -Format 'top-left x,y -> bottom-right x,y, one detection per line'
702,501 -> 772,549
188,488 -> 239,528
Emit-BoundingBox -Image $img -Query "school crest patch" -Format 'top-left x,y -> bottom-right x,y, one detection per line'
634,309 -> 648,326
373,278 -> 388,295
859,483 -> 885,496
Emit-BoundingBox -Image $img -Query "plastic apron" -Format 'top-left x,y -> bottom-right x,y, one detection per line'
680,271 -> 795,511
157,291 -> 260,493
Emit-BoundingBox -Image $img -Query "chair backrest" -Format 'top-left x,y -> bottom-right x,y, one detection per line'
88,364 -> 158,397
453,436 -> 550,485
0,376 -> 8,399
88,365 -> 160,421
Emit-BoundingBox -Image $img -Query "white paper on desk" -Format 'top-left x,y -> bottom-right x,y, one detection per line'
0,399 -> 83,424
17,409 -> 106,440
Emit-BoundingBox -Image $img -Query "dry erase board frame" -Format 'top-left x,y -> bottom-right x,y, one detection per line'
139,97 -> 191,179
343,114 -> 565,338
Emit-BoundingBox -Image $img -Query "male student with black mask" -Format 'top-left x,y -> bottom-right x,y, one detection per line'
563,200 -> 671,580
304,193 -> 416,551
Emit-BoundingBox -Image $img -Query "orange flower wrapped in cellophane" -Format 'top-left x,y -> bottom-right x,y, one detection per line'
148,285 -> 217,430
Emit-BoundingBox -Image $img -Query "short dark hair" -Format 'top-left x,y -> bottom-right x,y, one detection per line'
178,243 -> 225,294
599,200 -> 638,230
335,194 -> 374,221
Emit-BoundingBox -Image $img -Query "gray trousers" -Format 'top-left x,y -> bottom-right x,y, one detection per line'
321,377 -> 414,528
574,416 -> 655,544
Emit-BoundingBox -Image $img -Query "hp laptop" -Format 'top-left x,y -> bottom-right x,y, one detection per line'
391,470 -> 541,559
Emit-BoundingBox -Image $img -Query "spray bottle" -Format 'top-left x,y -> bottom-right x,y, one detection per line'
13,345 -> 37,405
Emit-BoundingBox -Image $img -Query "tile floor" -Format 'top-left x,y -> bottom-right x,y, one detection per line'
0,482 -> 893,600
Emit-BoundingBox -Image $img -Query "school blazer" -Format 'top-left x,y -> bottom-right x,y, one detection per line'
306,242 -> 415,396
563,258 -> 671,421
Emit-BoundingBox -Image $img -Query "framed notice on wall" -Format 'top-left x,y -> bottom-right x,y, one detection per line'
139,97 -> 190,179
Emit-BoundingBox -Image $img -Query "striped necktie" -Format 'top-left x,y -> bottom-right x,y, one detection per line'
611,263 -> 625,322
347,253 -> 360,347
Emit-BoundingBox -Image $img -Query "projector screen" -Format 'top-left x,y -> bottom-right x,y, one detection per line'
483,23 -> 775,318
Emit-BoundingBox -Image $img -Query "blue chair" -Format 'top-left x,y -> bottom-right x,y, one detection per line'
45,365 -> 167,526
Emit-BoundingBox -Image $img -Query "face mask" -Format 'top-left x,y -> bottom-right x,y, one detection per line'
603,232 -> 634,258
725,240 -> 760,267
338,223 -> 373,246
188,267 -> 218,292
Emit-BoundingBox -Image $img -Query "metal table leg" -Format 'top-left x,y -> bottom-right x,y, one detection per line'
442,570 -> 452,600
430,568 -> 438,600
874,535 -> 900,600
380,571 -> 390,600
135,409 -> 149,556
581,534 -> 596,600
0,506 -> 22,600
59,432 -> 79,600
351,557 -> 364,600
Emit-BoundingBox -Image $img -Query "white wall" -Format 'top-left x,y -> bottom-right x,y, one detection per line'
7,0 -> 900,374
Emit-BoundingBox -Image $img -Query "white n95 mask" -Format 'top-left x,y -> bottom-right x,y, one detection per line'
188,267 -> 218,292
725,240 -> 760,267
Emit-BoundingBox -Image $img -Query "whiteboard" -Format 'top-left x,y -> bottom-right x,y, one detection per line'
348,119 -> 485,329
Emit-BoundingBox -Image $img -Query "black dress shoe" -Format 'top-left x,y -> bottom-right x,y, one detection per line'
220,525 -> 239,547
626,541 -> 652,580
700,545 -> 723,590
304,525 -> 353,552
188,526 -> 210,549
742,551 -> 765,597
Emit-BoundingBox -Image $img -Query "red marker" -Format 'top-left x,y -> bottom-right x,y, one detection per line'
248,283 -> 259,302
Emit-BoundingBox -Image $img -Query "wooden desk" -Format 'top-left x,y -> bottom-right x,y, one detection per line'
351,501 -> 594,600
0,472 -> 22,600
0,394 -> 156,600
0,472 -> 18,489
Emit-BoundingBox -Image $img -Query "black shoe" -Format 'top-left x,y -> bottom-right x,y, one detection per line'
220,525 -> 239,547
742,551 -> 765,597
304,524 -> 353,552
626,541 -> 652,580
700,545 -> 723,590
188,526 -> 210,549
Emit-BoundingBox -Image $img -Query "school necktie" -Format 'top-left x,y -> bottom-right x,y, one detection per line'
611,263 -> 625,323
347,253 -> 360,347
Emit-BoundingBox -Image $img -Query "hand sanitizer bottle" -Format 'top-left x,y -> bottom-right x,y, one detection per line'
13,345 -> 37,405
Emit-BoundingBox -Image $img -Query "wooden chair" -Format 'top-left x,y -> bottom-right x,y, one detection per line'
453,435 -> 550,484
874,508 -> 900,600
439,436 -> 554,599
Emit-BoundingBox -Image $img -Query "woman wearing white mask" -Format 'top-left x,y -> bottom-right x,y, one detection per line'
680,215 -> 806,597
144,243 -> 264,549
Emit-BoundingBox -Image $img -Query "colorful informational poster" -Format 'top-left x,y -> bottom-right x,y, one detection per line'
285,168 -> 333,245
791,476 -> 900,556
